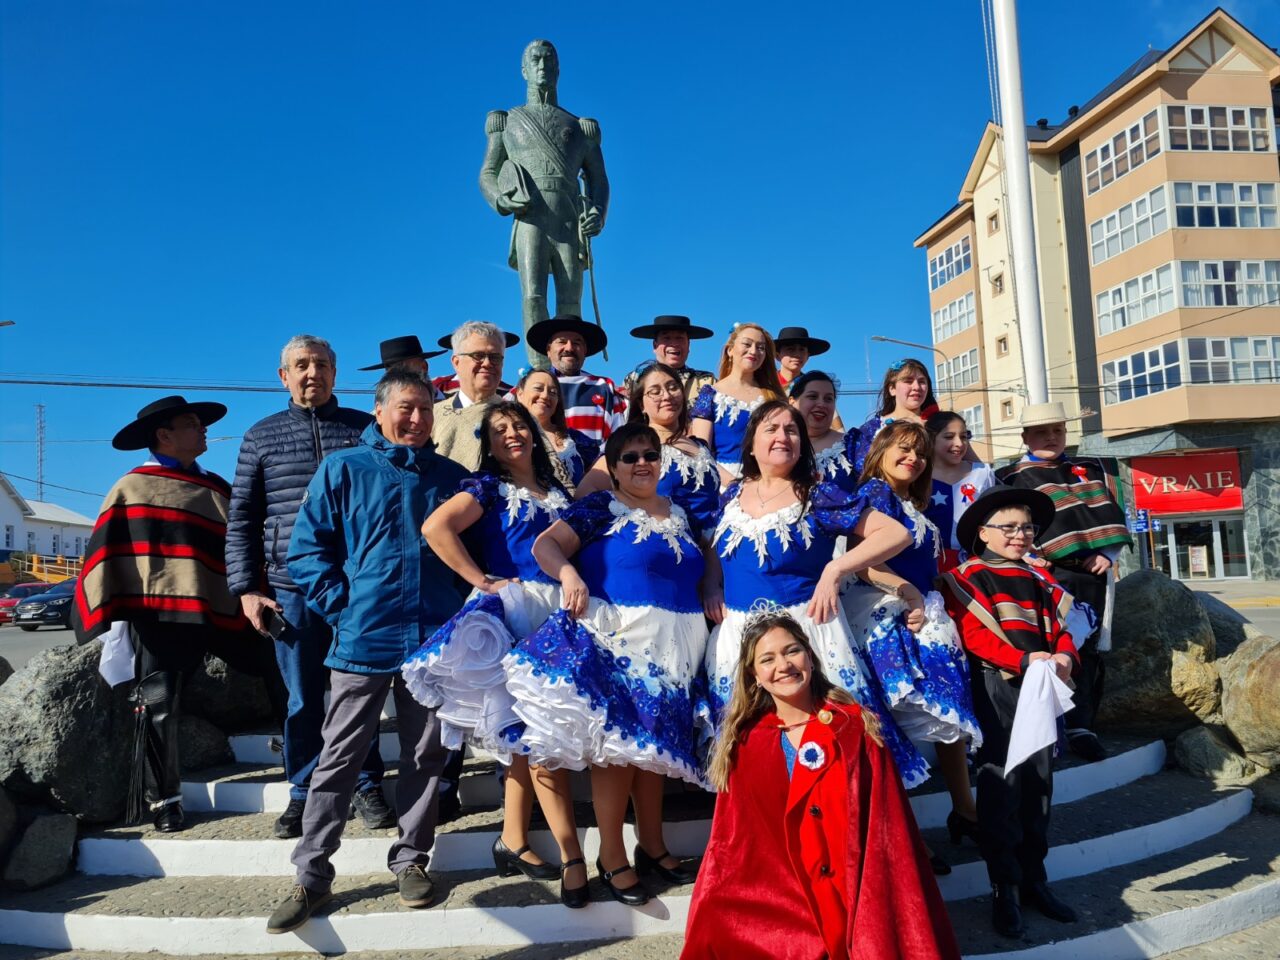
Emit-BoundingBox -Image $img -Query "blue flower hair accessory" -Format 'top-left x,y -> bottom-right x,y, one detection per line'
889,358 -> 909,371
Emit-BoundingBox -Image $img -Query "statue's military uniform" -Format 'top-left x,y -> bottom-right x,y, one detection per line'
479,104 -> 609,366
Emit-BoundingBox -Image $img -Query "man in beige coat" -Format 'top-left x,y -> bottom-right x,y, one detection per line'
431,321 -> 508,470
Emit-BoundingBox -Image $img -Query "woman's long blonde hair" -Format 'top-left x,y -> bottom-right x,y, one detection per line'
707,611 -> 871,791
716,324 -> 785,400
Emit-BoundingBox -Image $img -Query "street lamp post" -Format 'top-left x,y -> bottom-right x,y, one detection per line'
869,335 -> 953,409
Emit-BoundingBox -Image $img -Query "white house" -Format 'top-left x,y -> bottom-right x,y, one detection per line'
0,474 -> 96,560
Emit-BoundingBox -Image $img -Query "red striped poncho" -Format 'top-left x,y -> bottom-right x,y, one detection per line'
74,465 -> 245,642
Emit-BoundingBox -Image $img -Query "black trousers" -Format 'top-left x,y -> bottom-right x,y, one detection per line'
971,665 -> 1054,887
1052,563 -> 1107,734
132,621 -> 286,808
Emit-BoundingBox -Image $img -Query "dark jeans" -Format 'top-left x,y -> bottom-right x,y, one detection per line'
971,665 -> 1054,887
275,589 -> 384,801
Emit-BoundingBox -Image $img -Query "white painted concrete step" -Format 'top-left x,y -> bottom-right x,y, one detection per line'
7,811 -> 1280,957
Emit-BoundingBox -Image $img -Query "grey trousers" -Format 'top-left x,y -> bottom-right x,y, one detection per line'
291,669 -> 447,891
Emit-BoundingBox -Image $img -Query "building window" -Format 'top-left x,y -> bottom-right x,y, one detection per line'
26,531 -> 36,552
987,212 -> 1000,235
931,291 -> 976,342
3,525 -> 12,549
1084,109 -> 1161,195
1089,186 -> 1169,264
1101,341 -> 1182,405
1187,336 -> 1280,386
1096,263 -> 1176,335
1180,259 -> 1280,307
991,272 -> 1005,296
51,534 -> 60,555
1166,105 -> 1273,153
928,237 -> 972,291
996,335 -> 1009,356
75,536 -> 83,556
1001,399 -> 1014,419
960,404 -> 986,441
1172,182 -> 1278,228
936,349 -> 980,392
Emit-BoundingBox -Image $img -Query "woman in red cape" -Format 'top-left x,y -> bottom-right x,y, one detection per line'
682,607 -> 959,960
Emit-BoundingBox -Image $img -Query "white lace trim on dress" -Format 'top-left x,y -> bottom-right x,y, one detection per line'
605,496 -> 698,563
712,390 -> 763,427
714,493 -> 813,565
814,440 -> 851,479
498,482 -> 569,524
663,443 -> 717,490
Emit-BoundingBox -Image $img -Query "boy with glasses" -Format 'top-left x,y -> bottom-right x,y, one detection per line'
937,485 -> 1080,940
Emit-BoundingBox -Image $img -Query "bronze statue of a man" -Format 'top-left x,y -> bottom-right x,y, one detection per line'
479,39 -> 610,368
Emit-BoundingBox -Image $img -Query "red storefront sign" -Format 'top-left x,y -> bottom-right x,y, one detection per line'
1131,450 -> 1243,514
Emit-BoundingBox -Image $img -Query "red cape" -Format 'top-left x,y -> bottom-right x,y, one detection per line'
682,702 -> 959,960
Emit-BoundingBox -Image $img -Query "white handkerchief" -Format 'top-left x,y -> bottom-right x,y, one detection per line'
98,621 -> 136,688
1005,658 -> 1075,776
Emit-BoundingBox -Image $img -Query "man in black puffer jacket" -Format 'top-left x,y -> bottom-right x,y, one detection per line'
227,334 -> 393,838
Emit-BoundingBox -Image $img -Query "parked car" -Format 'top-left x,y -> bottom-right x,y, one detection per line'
12,578 -> 79,631
0,582 -> 54,625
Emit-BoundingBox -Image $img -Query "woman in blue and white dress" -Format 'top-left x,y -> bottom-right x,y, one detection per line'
789,370 -> 860,494
851,357 -> 939,474
516,368 -> 600,491
579,362 -> 720,530
691,323 -> 786,486
401,401 -> 588,905
508,422 -> 710,906
924,410 -> 997,572
701,400 -> 929,787
842,420 -> 983,852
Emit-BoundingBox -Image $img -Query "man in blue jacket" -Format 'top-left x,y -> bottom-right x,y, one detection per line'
267,370 -> 467,934
226,334 -> 392,838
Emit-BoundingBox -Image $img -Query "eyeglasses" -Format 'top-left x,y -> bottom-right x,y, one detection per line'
643,383 -> 683,399
618,450 -> 661,465
459,351 -> 503,366
983,523 -> 1039,538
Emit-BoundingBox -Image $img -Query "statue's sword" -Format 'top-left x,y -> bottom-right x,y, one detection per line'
579,190 -> 608,362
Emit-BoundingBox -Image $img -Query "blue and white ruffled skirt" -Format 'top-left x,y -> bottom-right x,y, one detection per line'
503,599 -> 711,787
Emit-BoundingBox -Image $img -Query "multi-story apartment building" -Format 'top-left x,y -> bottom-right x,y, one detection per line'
915,8 -> 1280,582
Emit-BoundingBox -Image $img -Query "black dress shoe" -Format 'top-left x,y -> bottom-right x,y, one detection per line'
560,857 -> 589,909
634,845 -> 697,885
947,810 -> 980,846
596,858 -> 650,906
1022,880 -> 1078,923
992,883 -> 1025,939
154,803 -> 185,833
492,838 -> 560,881
1068,731 -> 1108,763
929,852 -> 952,876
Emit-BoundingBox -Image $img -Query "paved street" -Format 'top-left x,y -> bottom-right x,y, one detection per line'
0,624 -> 77,672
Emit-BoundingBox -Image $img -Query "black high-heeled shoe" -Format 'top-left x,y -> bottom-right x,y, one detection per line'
492,838 -> 560,881
947,810 -> 981,846
929,852 -> 952,876
560,857 -> 589,909
634,845 -> 697,885
596,858 -> 650,906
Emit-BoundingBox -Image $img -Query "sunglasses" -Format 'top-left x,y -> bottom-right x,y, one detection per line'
618,450 -> 661,465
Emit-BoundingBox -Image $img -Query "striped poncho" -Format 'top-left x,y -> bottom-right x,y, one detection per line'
995,456 -> 1132,562
74,464 -> 244,642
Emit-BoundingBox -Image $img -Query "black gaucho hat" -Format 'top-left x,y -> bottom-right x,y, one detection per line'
359,335 -> 447,371
526,314 -> 608,357
112,395 -> 228,452
774,326 -> 831,355
955,485 -> 1056,557
435,330 -> 521,351
629,314 -> 714,340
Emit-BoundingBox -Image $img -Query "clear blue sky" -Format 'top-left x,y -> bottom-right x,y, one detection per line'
2,0 -> 1276,517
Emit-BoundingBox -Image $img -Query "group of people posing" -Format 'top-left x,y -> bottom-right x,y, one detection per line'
73,311 -> 1132,958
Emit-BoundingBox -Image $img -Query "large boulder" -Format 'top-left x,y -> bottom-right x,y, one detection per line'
1191,589 -> 1264,661
179,714 -> 232,772
1097,570 -> 1220,735
0,655 -> 12,688
0,642 -> 133,822
1174,724 -> 1259,782
1219,632 -> 1280,770
184,654 -> 275,734
1,812 -> 77,890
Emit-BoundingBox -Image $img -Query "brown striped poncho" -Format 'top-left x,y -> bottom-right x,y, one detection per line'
995,456 -> 1132,562
73,465 -> 245,642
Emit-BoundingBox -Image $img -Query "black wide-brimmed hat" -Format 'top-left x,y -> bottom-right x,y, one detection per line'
435,330 -> 521,351
359,335 -> 447,371
774,326 -> 831,355
112,395 -> 228,452
629,314 -> 714,340
955,485 -> 1056,557
526,314 -> 608,357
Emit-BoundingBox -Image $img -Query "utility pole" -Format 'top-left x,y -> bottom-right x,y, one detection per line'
991,0 -> 1049,405
35,404 -> 45,500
